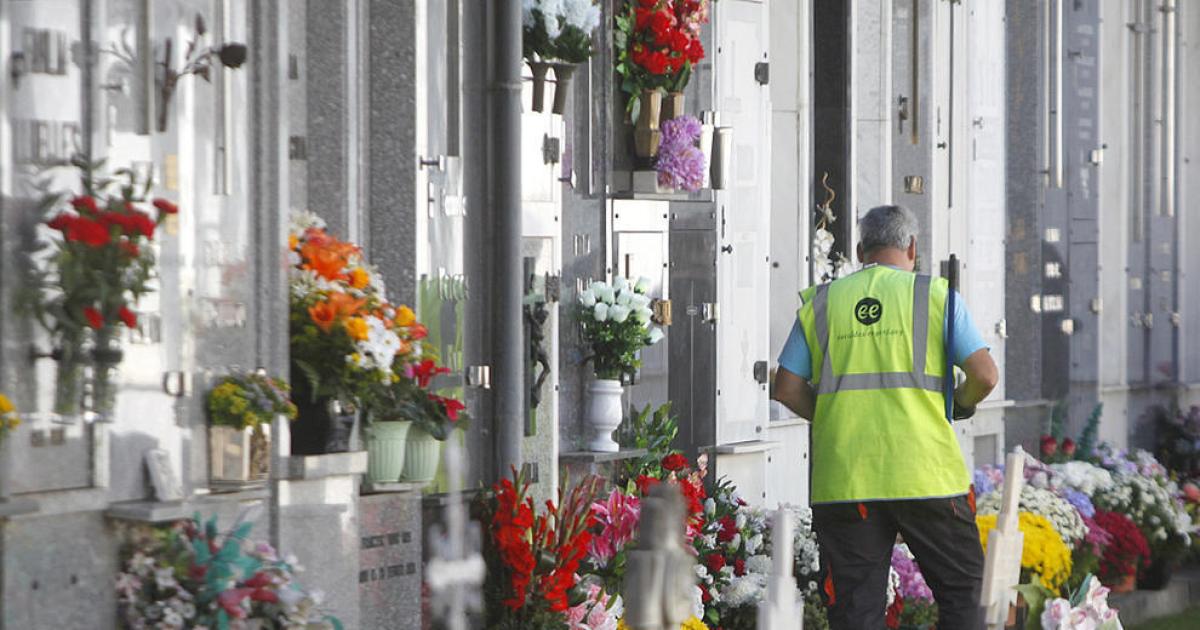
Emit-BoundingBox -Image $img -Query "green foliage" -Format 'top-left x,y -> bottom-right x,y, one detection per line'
617,402 -> 681,481
1047,399 -> 1069,441
1066,547 -> 1101,595
1014,580 -> 1057,630
1076,403 -> 1103,460
207,372 -> 297,430
899,599 -> 939,628
803,591 -> 831,630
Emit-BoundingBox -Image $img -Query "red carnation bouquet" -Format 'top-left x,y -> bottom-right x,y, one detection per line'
24,157 -> 176,416
482,469 -> 602,628
1093,510 -> 1151,586
615,0 -> 710,114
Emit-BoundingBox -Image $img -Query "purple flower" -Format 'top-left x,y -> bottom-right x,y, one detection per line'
656,115 -> 706,191
891,545 -> 933,602
1063,489 -> 1096,519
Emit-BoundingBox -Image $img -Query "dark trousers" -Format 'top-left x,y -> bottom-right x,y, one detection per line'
812,494 -> 985,630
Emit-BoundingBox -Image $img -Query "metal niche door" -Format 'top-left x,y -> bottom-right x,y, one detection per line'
713,0 -> 770,445
610,201 -> 670,415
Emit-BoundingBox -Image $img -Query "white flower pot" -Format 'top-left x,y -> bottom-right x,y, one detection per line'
585,378 -> 625,452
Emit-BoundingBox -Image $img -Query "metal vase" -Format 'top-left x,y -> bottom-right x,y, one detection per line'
661,91 -> 685,124
528,60 -> 552,112
634,89 -> 664,159
550,62 -> 576,115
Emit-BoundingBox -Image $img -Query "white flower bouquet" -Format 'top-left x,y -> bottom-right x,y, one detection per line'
978,485 -> 1089,548
522,0 -> 603,63
577,276 -> 664,381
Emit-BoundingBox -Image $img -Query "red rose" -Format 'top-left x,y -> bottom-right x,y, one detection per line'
636,474 -> 661,496
661,453 -> 688,472
734,558 -> 746,576
635,7 -> 653,31
1061,438 -> 1076,457
1040,434 -> 1058,457
83,306 -> 104,329
118,306 -> 138,329
641,50 -> 669,75
71,195 -> 99,215
717,514 -> 737,542
46,213 -> 76,231
152,198 -> 179,215
686,38 -> 705,63
67,217 -> 111,247
706,553 -> 726,573
649,10 -> 675,43
670,30 -> 690,53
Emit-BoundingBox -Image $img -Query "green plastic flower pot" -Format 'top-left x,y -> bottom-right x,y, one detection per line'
401,424 -> 442,484
365,420 -> 412,483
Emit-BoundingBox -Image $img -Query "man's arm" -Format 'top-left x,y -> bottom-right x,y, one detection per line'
953,348 -> 999,412
773,367 -> 816,420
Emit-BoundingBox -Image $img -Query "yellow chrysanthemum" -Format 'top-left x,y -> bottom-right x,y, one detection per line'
0,394 -> 13,414
395,305 -> 416,327
349,267 -> 370,289
978,512 -> 1073,592
618,618 -> 708,630
345,316 -> 369,341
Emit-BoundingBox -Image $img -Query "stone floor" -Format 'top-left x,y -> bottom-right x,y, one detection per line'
1109,567 -> 1200,627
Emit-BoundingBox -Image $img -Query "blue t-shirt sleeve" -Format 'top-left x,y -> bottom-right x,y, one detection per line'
777,319 -> 812,380
948,290 -> 989,366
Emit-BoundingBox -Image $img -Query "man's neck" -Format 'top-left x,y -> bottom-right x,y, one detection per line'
863,249 -> 912,270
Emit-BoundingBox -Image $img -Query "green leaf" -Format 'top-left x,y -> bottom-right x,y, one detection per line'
1014,581 -> 1055,630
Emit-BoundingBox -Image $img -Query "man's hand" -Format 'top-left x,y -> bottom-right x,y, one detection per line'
953,349 -> 999,415
773,367 -> 815,420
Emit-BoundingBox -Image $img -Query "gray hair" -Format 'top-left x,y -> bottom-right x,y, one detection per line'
859,205 -> 918,254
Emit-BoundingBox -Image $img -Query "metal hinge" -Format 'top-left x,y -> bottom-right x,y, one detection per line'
465,365 -> 492,389
754,62 -> 769,85
753,361 -> 769,384
702,302 -> 719,323
652,298 -> 672,326
542,135 -> 560,164
994,319 -> 1008,339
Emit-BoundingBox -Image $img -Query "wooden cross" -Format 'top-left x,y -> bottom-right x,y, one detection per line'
980,452 -> 1026,628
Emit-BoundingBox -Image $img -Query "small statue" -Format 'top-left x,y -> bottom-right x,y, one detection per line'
623,484 -> 697,630
525,301 -> 552,409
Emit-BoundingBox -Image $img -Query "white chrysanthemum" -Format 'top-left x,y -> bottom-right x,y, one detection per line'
1051,461 -> 1115,495
745,533 -> 764,556
746,554 -> 773,575
354,316 -> 401,371
594,284 -> 615,305
721,574 -> 767,607
289,210 -> 326,234
978,486 -> 1087,546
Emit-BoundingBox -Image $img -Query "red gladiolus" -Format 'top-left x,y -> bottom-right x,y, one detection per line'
152,198 -> 179,215
661,453 -> 688,472
83,306 -> 104,329
705,553 -> 726,573
118,306 -> 138,329
734,558 -> 746,577
71,195 -> 99,215
1040,434 -> 1058,457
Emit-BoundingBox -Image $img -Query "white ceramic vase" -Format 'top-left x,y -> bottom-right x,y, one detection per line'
585,378 -> 624,452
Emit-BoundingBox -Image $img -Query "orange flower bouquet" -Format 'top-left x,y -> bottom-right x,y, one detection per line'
288,212 -> 425,452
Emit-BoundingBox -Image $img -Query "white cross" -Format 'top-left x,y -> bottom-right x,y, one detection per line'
425,437 -> 485,630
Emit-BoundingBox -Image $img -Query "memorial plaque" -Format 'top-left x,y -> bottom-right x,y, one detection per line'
359,492 -> 423,628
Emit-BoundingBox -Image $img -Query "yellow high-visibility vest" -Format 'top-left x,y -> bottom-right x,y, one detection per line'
798,265 -> 969,504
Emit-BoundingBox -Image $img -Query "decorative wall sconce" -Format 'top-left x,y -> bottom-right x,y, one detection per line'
156,14 -> 247,132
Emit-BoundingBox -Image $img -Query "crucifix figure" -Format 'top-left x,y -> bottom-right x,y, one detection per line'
425,438 -> 486,630
623,483 -> 697,630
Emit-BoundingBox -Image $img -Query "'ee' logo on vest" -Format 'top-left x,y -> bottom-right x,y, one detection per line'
855,298 -> 883,326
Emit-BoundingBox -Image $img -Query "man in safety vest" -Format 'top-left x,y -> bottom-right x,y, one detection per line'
773,205 -> 999,630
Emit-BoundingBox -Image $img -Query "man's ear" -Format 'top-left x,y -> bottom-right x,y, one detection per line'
907,237 -> 917,262
857,243 -> 864,263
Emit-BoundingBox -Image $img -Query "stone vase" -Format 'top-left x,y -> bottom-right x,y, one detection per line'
634,88 -> 664,159
584,378 -> 624,452
400,424 -> 442,483
661,91 -> 685,124
528,60 -> 553,112
550,62 -> 576,115
365,420 -> 412,483
210,424 -> 271,485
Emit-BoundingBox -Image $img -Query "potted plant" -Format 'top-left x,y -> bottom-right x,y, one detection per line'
288,212 -> 424,455
23,157 -> 175,420
577,276 -> 664,452
615,1 -> 708,160
653,115 -> 706,193
1092,510 -> 1150,592
522,0 -> 602,114
206,372 -> 297,487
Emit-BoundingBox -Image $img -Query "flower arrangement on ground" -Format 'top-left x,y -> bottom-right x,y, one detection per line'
890,544 -> 938,628
577,276 -> 664,381
25,157 -> 176,416
1091,463 -> 1193,575
977,512 -> 1073,593
785,504 -> 821,599
0,394 -> 19,441
482,469 -> 602,629
617,402 -> 682,483
691,478 -> 771,629
614,0 -> 709,115
567,581 -> 624,630
1037,575 -> 1122,630
656,115 -> 705,191
523,0 -> 603,63
978,485 -> 1089,549
1091,510 -> 1150,588
115,513 -> 340,629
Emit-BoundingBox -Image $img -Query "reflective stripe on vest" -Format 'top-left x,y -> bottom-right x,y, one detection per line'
810,274 -> 939,395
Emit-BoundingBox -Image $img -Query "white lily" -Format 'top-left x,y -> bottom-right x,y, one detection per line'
593,303 -> 610,322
